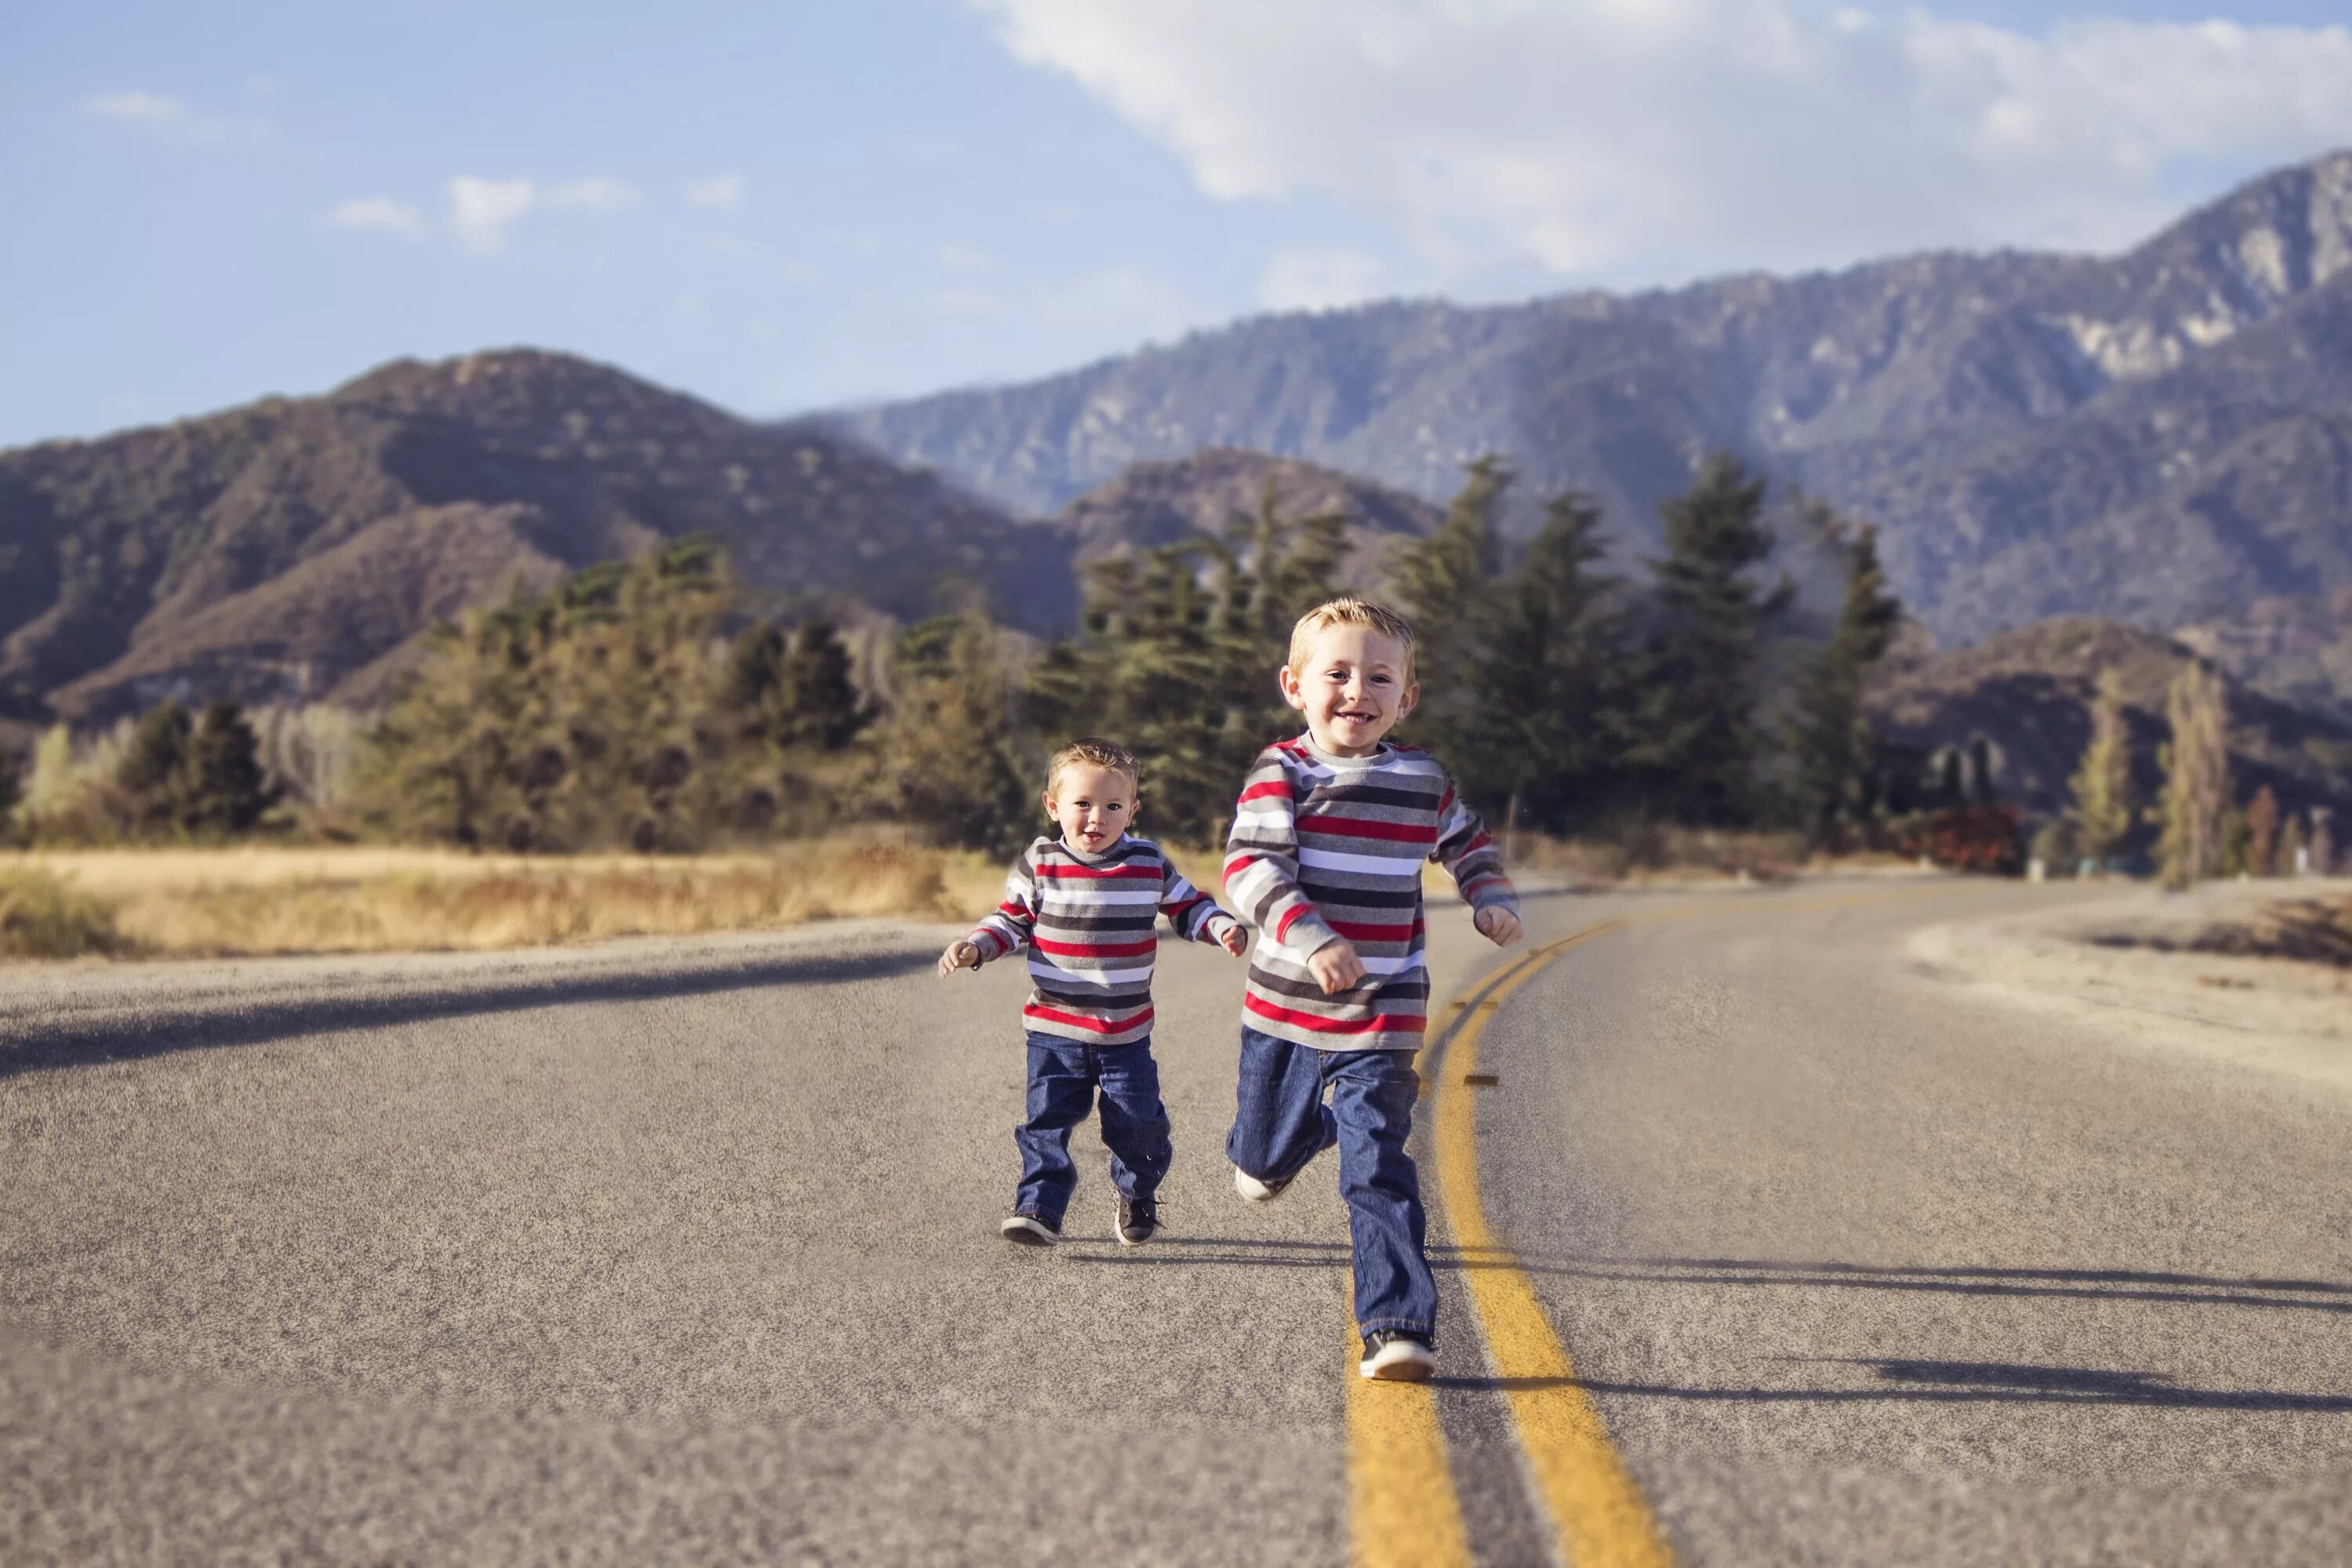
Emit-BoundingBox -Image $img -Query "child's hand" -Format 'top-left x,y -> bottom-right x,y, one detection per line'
1215,924 -> 1249,957
1474,906 -> 1524,948
1308,937 -> 1367,995
938,940 -> 982,978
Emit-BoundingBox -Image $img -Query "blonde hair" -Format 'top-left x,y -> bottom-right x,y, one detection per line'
1287,597 -> 1417,680
1045,737 -> 1141,799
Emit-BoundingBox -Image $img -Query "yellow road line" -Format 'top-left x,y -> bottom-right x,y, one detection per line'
1432,923 -> 1678,1568
1347,947 -> 1553,1568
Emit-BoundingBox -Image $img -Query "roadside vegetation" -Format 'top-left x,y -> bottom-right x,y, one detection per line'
0,451 -> 2337,964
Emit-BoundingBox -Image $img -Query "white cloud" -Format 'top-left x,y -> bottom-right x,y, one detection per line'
546,177 -> 641,212
325,196 -> 429,241
684,172 -> 745,210
1257,248 -> 1390,311
969,2 -> 2352,278
81,89 -> 256,147
84,90 -> 184,124
444,175 -> 639,254
937,242 -> 993,270
449,176 -> 538,254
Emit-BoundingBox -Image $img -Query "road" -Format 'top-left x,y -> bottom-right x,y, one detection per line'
5,879 -> 2350,1565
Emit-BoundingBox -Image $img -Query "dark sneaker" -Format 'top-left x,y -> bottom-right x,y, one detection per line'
1233,1164 -> 1293,1203
1115,1196 -> 1161,1246
1359,1330 -> 1436,1381
1000,1211 -> 1060,1247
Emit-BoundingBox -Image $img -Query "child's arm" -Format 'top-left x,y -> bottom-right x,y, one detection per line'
1224,752 -> 1357,988
939,848 -> 1039,977
1160,860 -> 1247,956
1433,782 -> 1523,947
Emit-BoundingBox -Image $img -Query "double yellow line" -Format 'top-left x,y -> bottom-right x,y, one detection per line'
1348,919 -> 1674,1568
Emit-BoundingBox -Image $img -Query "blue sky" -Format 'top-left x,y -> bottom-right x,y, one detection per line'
5,0 -> 2352,449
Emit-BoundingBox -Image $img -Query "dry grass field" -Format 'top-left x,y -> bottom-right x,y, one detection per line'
0,842 -> 1008,962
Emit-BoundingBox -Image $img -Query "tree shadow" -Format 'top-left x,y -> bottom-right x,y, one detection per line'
0,946 -> 938,1080
1435,1358 -> 2352,1413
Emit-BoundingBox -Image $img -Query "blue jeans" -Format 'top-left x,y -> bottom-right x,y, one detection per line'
1225,1027 -> 1437,1341
1014,1033 -> 1173,1225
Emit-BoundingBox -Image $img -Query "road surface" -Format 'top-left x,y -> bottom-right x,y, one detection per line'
5,878 -> 2349,1565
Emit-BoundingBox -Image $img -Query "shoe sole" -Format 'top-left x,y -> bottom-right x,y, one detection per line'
1000,1216 -> 1059,1246
1233,1166 -> 1290,1203
1359,1345 -> 1436,1381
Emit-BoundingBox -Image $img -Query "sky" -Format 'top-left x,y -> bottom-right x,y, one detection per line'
5,0 -> 2352,449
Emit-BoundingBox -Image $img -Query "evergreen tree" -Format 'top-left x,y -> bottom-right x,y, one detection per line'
1391,456 -> 1512,775
181,702 -> 273,835
726,619 -> 867,753
1475,490 -> 1630,838
117,701 -> 194,831
865,610 -> 1033,853
0,740 -> 20,829
2155,660 -> 2230,890
2068,667 -> 2133,869
1787,517 -> 1903,846
2246,784 -> 2281,877
1624,454 -> 1788,826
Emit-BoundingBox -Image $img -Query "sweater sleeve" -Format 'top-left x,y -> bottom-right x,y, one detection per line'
967,845 -> 1039,962
1159,857 -> 1242,945
1432,781 -> 1518,916
1222,749 -> 1340,957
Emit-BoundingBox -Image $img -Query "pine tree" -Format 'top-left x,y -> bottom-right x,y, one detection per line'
866,610 -> 1033,853
2245,785 -> 2281,877
2068,667 -> 2133,869
1624,454 -> 1788,826
1787,517 -> 1904,846
181,702 -> 272,835
1476,490 -> 1630,839
0,740 -> 20,829
117,701 -> 194,833
2156,660 -> 2230,890
1391,456 -> 1512,775
727,619 -> 867,753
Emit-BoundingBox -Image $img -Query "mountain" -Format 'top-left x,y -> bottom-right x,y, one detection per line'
834,151 -> 2352,652
1866,618 -> 2352,826
1060,447 -> 1439,580
2174,590 -> 2352,728
0,350 -> 1077,724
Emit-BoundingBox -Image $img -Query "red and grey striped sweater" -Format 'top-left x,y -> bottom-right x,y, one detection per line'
967,835 -> 1241,1047
1224,735 -> 1516,1051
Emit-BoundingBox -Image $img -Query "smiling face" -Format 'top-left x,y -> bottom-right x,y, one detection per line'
1279,623 -> 1419,758
1044,761 -> 1137,854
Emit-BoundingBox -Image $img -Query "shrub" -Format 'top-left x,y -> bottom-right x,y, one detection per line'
0,869 -> 129,959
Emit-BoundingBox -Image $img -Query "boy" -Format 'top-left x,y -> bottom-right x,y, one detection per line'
1223,598 -> 1523,1381
941,738 -> 1247,1247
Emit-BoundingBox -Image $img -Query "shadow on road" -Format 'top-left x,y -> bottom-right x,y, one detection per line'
1435,1358 -> 2352,1413
1474,1250 -> 2352,1318
0,946 -> 936,1080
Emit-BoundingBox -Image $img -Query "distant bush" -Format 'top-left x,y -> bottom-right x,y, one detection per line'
0,869 -> 129,959
1900,805 -> 2025,876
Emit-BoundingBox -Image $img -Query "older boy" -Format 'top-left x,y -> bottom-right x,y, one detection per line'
942,739 -> 1247,1247
1223,599 -> 1522,1380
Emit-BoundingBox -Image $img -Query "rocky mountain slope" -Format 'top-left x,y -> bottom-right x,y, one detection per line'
0,350 -> 1079,724
1867,619 -> 2352,826
837,152 -> 2352,652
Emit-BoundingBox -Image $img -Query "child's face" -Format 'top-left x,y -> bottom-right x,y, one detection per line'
1044,763 -> 1136,854
1279,624 -> 1418,758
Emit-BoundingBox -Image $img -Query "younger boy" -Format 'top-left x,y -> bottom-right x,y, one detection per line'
1223,599 -> 1522,1380
941,738 -> 1247,1247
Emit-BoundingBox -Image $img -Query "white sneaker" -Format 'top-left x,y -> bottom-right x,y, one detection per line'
1359,1331 -> 1436,1381
1233,1165 -> 1292,1203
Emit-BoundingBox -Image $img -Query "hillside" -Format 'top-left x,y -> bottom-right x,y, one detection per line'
835,151 -> 2352,652
1867,619 -> 2352,827
0,350 -> 1078,724
2175,590 -> 2352,728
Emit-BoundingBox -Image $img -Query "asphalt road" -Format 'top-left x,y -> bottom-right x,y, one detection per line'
4,879 -> 2348,1565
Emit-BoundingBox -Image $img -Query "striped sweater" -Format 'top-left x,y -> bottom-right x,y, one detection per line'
967,835 -> 1242,1047
1224,735 -> 1517,1051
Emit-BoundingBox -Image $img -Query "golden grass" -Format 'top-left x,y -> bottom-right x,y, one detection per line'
0,842 -> 998,961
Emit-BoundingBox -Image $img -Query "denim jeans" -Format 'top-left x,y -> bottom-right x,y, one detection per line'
1013,1033 -> 1173,1226
1225,1026 -> 1436,1341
